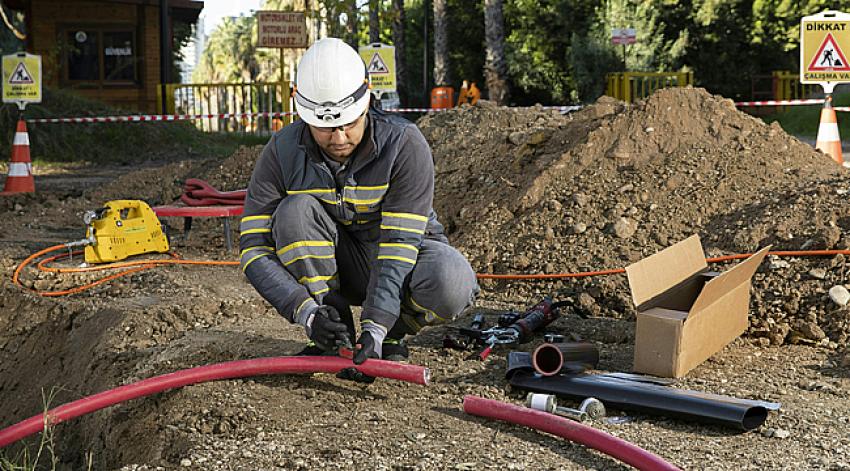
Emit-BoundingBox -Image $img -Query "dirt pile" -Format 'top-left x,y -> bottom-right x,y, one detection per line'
87,145 -> 264,205
420,88 -> 850,347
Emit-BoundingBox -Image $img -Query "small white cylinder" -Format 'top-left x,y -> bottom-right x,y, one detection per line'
525,393 -> 556,413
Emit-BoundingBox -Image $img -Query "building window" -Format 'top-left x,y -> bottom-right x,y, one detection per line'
63,27 -> 137,85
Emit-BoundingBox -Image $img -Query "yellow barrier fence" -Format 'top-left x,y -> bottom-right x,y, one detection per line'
771,71 -> 820,102
157,81 -> 293,135
605,72 -> 694,103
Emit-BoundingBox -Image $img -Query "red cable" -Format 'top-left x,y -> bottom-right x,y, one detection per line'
463,395 -> 680,471
0,356 -> 429,449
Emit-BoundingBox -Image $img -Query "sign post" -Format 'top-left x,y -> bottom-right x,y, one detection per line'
801,10 -> 850,164
611,28 -> 636,70
256,11 -> 308,126
801,10 -> 850,94
358,43 -> 397,93
359,43 -> 398,109
2,52 -> 42,110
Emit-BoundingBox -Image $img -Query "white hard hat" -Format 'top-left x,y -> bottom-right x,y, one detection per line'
295,38 -> 370,128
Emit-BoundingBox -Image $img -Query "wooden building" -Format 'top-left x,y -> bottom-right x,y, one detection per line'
6,0 -> 203,112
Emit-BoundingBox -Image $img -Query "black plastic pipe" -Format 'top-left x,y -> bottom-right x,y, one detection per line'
531,342 -> 599,376
508,352 -> 779,431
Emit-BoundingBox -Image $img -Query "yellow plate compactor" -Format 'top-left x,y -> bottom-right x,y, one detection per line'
82,200 -> 169,264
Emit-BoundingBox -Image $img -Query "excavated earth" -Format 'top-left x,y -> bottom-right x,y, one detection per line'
0,87 -> 849,470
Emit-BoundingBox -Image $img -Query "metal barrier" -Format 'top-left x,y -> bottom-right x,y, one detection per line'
157,82 -> 293,136
605,72 -> 693,103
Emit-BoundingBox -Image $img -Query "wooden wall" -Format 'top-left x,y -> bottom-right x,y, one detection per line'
30,0 -> 161,112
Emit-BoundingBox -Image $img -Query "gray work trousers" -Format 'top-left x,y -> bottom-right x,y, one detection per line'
272,195 -> 479,336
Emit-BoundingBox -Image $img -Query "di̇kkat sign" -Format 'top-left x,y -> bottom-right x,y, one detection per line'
801,10 -> 850,92
2,52 -> 41,109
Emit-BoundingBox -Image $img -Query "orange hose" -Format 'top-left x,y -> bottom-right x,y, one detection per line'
12,245 -> 237,297
13,246 -> 850,297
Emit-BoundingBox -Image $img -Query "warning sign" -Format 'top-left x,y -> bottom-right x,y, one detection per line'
809,33 -> 850,71
2,53 -> 41,107
9,62 -> 34,84
359,43 -> 396,92
801,11 -> 850,86
367,53 -> 389,74
257,11 -> 307,49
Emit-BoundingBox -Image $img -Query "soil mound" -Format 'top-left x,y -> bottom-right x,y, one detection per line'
87,145 -> 264,205
420,87 -> 850,347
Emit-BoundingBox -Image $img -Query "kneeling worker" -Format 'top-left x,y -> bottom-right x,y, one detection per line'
239,38 -> 479,365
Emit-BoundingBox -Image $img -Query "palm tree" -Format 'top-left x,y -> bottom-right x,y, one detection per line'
484,0 -> 509,104
369,0 -> 380,44
391,0 -> 406,103
347,0 -> 359,49
433,0 -> 450,87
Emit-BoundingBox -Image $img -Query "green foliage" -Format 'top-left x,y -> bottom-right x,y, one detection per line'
569,33 -> 620,102
194,15 -> 261,83
0,4 -> 24,55
191,0 -> 850,107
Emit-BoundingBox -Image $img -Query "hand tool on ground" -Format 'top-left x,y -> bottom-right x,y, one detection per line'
526,393 -> 607,421
443,312 -> 486,351
460,297 -> 570,360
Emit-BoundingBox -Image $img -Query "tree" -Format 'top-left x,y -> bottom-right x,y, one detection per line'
347,0 -> 359,49
433,0 -> 450,86
391,0 -> 407,103
369,0 -> 380,44
194,15 -> 259,83
484,0 -> 509,104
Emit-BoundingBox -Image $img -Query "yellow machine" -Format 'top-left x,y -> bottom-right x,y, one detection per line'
82,200 -> 169,264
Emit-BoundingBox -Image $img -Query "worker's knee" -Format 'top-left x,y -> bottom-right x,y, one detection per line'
273,194 -> 323,221
272,195 -> 334,243
403,240 -> 479,328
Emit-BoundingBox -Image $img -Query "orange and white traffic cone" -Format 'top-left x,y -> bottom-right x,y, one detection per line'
816,95 -> 844,165
1,118 -> 34,194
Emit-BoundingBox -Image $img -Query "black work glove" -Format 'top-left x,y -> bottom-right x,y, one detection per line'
353,330 -> 380,365
306,305 -> 350,351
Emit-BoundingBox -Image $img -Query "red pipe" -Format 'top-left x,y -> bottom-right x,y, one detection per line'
463,395 -> 680,471
0,356 -> 429,448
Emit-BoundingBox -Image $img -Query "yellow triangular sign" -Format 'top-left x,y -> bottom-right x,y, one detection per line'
368,53 -> 389,74
8,62 -> 33,84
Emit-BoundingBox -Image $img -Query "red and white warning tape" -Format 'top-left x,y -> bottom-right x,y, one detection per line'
734,99 -> 825,107
385,108 -> 445,113
26,104 -> 585,124
26,111 -> 299,124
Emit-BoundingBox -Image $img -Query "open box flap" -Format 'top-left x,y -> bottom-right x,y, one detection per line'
626,235 -> 707,307
688,246 -> 771,317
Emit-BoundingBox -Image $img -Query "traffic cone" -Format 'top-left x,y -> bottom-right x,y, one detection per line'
1,118 -> 34,194
815,96 -> 843,165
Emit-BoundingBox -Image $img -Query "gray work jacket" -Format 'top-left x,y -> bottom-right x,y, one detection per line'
238,108 -> 445,329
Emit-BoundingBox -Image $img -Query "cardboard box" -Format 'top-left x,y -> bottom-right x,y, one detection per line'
626,235 -> 770,378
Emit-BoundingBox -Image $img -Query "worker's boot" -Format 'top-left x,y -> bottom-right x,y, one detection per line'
382,315 -> 416,362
